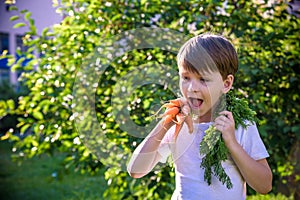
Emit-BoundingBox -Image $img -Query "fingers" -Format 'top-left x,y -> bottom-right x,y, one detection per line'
214,111 -> 235,132
185,115 -> 194,133
214,111 -> 236,145
181,103 -> 193,133
176,113 -> 186,124
219,111 -> 233,121
163,97 -> 194,134
179,97 -> 188,105
181,104 -> 190,116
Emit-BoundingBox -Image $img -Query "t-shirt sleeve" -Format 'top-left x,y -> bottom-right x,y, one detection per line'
238,122 -> 269,160
157,125 -> 175,163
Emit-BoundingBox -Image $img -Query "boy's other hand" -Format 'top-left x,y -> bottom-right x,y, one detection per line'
214,111 -> 236,146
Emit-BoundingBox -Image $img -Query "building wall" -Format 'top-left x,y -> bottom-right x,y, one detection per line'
0,0 -> 62,86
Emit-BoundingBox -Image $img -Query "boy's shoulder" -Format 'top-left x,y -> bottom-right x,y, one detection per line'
234,121 -> 262,145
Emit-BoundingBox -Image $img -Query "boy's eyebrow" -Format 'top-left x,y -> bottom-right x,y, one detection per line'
179,71 -> 189,75
180,69 -> 201,75
179,68 -> 190,74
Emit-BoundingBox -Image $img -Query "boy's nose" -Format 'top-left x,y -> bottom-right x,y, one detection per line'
187,80 -> 200,92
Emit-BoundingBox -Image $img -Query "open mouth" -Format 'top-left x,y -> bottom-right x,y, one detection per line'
188,97 -> 203,109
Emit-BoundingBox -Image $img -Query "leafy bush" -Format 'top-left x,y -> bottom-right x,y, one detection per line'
0,81 -> 29,135
1,0 -> 299,199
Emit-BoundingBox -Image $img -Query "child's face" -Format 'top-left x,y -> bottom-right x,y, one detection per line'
179,66 -> 232,122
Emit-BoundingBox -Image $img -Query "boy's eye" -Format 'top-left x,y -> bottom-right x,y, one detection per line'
199,78 -> 207,82
180,75 -> 190,81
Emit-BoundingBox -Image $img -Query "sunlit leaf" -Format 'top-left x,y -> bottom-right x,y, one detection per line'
32,111 -> 43,120
13,22 -> 26,28
9,15 -> 19,21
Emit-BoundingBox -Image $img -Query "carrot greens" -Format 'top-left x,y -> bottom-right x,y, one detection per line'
199,91 -> 258,189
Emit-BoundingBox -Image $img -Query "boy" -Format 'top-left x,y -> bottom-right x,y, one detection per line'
127,33 -> 272,199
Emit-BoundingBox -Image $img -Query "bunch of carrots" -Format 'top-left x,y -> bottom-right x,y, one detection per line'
158,98 -> 193,140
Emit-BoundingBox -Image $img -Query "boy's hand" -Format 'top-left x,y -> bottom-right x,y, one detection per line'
214,111 -> 236,146
180,98 -> 193,133
159,97 -> 193,140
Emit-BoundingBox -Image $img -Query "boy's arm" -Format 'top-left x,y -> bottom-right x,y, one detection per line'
215,111 -> 272,194
127,119 -> 174,178
227,146 -> 272,194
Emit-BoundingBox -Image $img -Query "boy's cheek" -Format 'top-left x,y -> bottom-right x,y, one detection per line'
179,82 -> 187,91
206,89 -> 222,105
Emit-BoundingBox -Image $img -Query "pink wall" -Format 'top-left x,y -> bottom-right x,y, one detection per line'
0,0 -> 62,85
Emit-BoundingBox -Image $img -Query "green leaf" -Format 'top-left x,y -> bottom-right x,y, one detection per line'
6,99 -> 15,110
291,125 -> 300,133
0,50 -> 8,57
0,101 -> 8,117
29,18 -> 35,26
20,9 -> 29,14
10,15 -> 20,21
13,22 -> 26,28
31,139 -> 39,147
29,25 -> 37,35
11,64 -> 20,72
33,111 -> 44,120
21,124 -> 31,134
25,12 -> 31,21
42,27 -> 49,37
8,5 -> 18,11
7,57 -> 15,66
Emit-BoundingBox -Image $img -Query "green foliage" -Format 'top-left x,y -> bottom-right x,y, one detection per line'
200,129 -> 232,188
1,0 -> 299,198
200,92 -> 258,189
0,82 -> 29,135
227,92 -> 259,129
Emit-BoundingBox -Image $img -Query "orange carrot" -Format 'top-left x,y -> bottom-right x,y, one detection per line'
185,115 -> 193,134
161,107 -> 180,118
173,113 -> 186,140
164,115 -> 175,124
174,122 -> 184,140
175,113 -> 186,124
157,98 -> 193,140
169,99 -> 182,107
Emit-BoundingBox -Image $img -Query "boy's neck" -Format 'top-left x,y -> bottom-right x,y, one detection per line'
193,113 -> 212,123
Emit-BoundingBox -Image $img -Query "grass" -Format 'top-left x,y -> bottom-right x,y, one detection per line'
0,141 -> 106,200
0,140 -> 294,200
247,194 -> 294,200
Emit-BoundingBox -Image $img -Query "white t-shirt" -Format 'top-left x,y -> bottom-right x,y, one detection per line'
158,122 -> 269,200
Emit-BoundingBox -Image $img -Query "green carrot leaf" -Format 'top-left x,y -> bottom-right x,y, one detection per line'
199,91 -> 258,189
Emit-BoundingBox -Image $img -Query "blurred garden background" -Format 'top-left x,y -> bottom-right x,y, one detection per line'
0,0 -> 299,199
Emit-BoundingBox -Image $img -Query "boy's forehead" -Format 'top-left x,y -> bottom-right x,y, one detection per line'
177,53 -> 219,77
179,65 -> 218,77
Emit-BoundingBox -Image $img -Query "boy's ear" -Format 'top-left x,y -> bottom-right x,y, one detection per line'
222,74 -> 234,93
